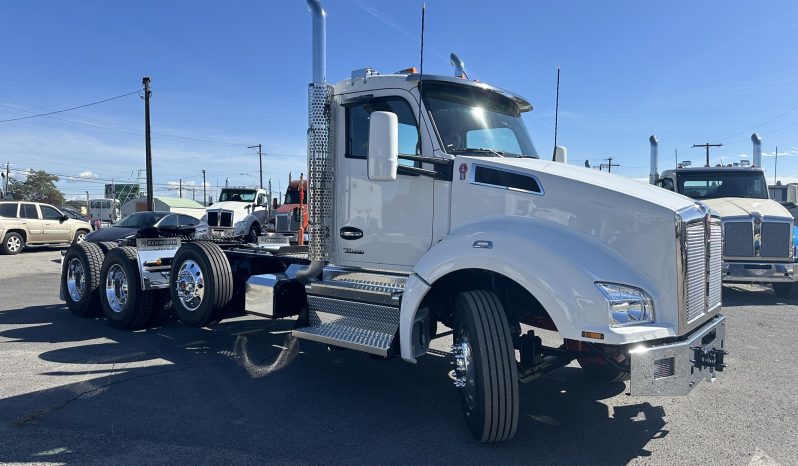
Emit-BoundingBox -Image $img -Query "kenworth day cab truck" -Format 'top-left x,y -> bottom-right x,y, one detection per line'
59,1 -> 727,442
201,186 -> 270,242
269,178 -> 308,244
650,134 -> 798,297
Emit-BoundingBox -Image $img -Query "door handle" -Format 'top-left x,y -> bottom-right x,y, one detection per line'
340,227 -> 363,240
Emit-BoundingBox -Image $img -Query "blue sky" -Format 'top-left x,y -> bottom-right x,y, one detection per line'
1,0 -> 797,203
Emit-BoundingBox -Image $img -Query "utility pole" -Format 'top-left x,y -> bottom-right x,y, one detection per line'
248,144 -> 263,189
143,77 -> 154,211
179,179 -> 182,198
774,145 -> 779,184
600,157 -> 619,173
3,162 -> 8,199
85,191 -> 90,216
202,169 -> 207,207
692,142 -> 722,167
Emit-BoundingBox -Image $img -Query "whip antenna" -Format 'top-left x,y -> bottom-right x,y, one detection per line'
416,3 -> 425,155
552,65 -> 560,160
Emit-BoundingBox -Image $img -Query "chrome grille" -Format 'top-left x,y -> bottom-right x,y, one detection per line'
220,211 -> 233,228
723,221 -> 753,257
761,222 -> 791,258
707,221 -> 722,311
685,222 -> 707,322
275,213 -> 292,232
207,211 -> 219,227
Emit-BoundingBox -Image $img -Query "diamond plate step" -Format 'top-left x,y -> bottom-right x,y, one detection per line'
307,270 -> 408,306
292,295 -> 400,357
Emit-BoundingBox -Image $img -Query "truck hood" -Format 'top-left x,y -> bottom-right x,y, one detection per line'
699,197 -> 791,219
207,201 -> 254,212
483,157 -> 695,212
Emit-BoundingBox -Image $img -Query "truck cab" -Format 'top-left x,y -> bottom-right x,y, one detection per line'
654,159 -> 797,297
202,187 -> 269,241
270,179 -> 308,243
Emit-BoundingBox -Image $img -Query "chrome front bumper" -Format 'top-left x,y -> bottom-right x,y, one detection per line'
630,315 -> 726,396
722,261 -> 794,283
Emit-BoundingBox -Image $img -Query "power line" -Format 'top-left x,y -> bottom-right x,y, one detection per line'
0,90 -> 139,123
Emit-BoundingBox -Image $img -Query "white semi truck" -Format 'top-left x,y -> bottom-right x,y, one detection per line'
59,1 -> 727,442
650,134 -> 798,297
201,186 -> 270,242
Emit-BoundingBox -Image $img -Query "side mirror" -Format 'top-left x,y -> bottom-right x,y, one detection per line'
60,214 -> 69,222
553,146 -> 567,163
367,111 -> 399,181
787,185 -> 798,206
272,198 -> 278,210
292,207 -> 301,222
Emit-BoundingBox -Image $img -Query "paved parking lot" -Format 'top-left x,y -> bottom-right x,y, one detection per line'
0,249 -> 796,465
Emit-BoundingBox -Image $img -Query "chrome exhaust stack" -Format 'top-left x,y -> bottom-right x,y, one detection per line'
752,133 -> 762,168
649,135 -> 659,184
298,0 -> 334,284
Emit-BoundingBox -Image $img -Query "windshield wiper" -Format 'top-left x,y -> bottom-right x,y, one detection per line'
449,148 -> 505,157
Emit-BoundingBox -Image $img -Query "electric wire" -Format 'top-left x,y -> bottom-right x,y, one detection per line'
0,91 -> 140,123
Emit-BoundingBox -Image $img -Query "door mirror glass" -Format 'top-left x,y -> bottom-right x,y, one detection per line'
787,185 -> 798,206
367,111 -> 398,181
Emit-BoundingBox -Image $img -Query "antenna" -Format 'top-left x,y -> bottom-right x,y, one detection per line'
552,65 -> 560,161
416,3 -> 425,155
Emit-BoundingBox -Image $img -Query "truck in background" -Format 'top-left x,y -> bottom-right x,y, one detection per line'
768,181 -> 798,221
88,198 -> 121,226
201,186 -> 270,242
267,177 -> 308,244
650,133 -> 798,297
59,0 -> 728,443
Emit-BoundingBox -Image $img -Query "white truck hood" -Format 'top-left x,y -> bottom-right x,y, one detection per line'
484,157 -> 695,212
207,201 -> 253,212
699,197 -> 792,219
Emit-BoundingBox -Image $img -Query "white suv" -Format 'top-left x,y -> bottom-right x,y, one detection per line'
0,201 -> 92,255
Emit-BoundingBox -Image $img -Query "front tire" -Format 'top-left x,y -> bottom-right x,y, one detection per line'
170,241 -> 233,327
62,242 -> 105,317
99,246 -> 154,329
451,290 -> 519,443
2,232 -> 24,255
248,223 -> 261,243
773,282 -> 798,299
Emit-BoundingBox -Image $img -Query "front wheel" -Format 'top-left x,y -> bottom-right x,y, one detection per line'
248,223 -> 261,243
451,290 -> 519,443
773,282 -> 798,299
73,230 -> 88,244
2,232 -> 24,255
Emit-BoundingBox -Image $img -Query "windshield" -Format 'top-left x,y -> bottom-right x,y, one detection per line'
115,212 -> 168,228
677,170 -> 769,200
422,81 -> 538,158
284,189 -> 306,205
218,189 -> 256,202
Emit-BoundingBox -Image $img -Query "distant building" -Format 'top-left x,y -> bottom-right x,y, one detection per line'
121,196 -> 205,219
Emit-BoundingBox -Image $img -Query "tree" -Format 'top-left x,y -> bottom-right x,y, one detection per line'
8,170 -> 65,205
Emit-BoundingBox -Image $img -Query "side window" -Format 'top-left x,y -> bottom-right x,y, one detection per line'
0,203 -> 18,218
178,215 -> 199,226
346,97 -> 420,166
21,204 -> 39,219
41,205 -> 63,220
159,215 -> 178,227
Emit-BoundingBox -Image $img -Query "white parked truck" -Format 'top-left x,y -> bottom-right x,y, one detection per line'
59,0 -> 728,443
650,134 -> 798,297
201,186 -> 270,241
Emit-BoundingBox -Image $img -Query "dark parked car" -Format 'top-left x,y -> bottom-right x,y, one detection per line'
61,207 -> 99,230
85,211 -> 200,243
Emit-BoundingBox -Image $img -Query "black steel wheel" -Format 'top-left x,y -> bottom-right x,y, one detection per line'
62,242 -> 105,317
248,223 -> 261,243
169,241 -> 233,327
451,290 -> 519,443
99,246 -> 154,329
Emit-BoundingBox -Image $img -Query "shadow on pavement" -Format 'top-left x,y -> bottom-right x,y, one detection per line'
722,284 -> 797,307
0,303 -> 668,464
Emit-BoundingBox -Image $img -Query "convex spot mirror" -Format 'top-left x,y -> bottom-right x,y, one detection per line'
787,184 -> 798,207
553,146 -> 567,163
368,111 -> 398,181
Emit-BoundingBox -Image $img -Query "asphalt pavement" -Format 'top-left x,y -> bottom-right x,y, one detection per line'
0,248 -> 796,465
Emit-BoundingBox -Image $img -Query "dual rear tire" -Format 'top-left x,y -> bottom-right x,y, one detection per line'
169,241 -> 233,327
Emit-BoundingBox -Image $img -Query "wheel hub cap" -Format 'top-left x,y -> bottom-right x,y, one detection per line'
176,259 -> 204,311
66,258 -> 86,302
105,264 -> 128,313
451,335 -> 476,412
7,236 -> 20,251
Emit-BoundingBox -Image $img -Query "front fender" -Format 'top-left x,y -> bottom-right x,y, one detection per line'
399,216 -> 678,362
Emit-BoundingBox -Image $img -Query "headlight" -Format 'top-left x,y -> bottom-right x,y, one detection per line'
595,282 -> 654,327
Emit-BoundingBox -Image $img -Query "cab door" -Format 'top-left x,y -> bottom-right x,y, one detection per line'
40,204 -> 70,242
335,90 -> 434,269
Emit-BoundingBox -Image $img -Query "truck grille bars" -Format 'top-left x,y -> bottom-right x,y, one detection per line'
723,219 -> 791,259
677,207 -> 722,332
307,83 -> 334,261
207,210 -> 233,228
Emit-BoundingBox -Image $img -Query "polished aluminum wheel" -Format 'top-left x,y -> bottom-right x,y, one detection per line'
451,334 -> 477,413
66,258 -> 86,302
6,235 -> 21,252
105,264 -> 129,313
176,259 -> 204,311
